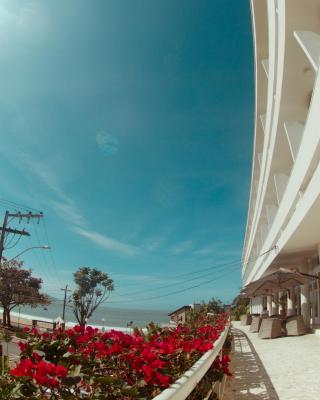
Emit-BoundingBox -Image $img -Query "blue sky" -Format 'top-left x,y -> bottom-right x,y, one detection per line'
0,0 -> 253,310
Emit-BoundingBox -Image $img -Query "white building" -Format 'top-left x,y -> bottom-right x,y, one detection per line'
243,0 -> 320,328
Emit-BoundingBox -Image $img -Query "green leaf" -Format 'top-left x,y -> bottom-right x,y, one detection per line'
95,376 -> 124,387
121,386 -> 139,397
70,364 -> 82,376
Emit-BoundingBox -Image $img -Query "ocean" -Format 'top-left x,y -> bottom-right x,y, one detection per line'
6,301 -> 170,329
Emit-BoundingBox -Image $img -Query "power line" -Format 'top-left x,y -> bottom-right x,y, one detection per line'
31,219 -> 55,280
111,246 -> 276,299
31,220 -> 64,288
0,201 -> 65,302
0,198 -> 41,213
41,218 -> 64,288
112,260 -> 240,298
27,234 -> 51,283
8,296 -> 67,303
108,264 -> 240,304
5,234 -> 23,250
0,210 -> 43,261
111,260 -> 242,298
4,232 -> 17,248
0,202 -> 17,213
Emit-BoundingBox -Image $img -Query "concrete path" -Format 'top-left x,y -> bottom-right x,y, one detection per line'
225,322 -> 320,400
224,327 -> 279,399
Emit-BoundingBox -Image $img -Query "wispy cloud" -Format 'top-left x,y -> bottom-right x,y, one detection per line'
96,131 -> 119,155
19,153 -> 87,227
193,246 -> 216,256
73,227 -> 139,257
17,153 -> 139,257
50,199 -> 87,227
143,236 -> 166,252
169,240 -> 194,255
0,1 -> 49,42
20,154 -> 64,196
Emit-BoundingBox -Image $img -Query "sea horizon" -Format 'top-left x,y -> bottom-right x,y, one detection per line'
1,301 -> 171,329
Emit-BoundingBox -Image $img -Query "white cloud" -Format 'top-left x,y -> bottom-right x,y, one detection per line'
143,236 -> 166,252
96,131 -> 119,155
169,240 -> 194,255
20,154 -> 63,196
0,1 -> 49,43
17,153 -> 87,227
193,246 -> 216,256
73,227 -> 139,257
193,242 -> 241,258
51,199 -> 86,227
16,153 -> 139,258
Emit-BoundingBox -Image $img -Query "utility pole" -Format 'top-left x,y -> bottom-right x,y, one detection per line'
0,211 -> 43,262
0,211 -> 9,262
61,284 -> 71,325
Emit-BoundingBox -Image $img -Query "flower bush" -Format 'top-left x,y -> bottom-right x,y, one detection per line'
1,313 -> 230,399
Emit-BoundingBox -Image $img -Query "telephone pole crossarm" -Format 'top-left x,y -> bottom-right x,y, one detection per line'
0,210 -> 44,262
0,228 -> 30,236
7,212 -> 43,223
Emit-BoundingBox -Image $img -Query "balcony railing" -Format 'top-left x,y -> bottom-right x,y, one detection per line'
153,323 -> 230,400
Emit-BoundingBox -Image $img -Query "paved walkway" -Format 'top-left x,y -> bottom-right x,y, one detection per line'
224,322 -> 320,400
224,327 -> 279,399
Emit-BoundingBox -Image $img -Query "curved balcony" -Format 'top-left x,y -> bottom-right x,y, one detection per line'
243,0 -> 320,284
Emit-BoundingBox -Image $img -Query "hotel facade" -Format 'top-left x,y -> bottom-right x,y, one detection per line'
243,0 -> 320,328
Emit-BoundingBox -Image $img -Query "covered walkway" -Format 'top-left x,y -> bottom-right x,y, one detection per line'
225,322 -> 320,400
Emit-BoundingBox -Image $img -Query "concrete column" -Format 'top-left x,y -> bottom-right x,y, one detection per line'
259,296 -> 263,314
254,297 -> 257,314
296,287 -> 301,315
278,291 -> 284,315
317,279 -> 320,320
287,288 -> 295,316
272,292 -> 278,315
267,295 -> 272,316
317,243 -> 320,261
301,283 -> 310,328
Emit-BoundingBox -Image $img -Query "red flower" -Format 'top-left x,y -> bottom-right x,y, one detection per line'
10,359 -> 68,388
155,372 -> 171,387
142,364 -> 153,382
55,365 -> 68,378
8,315 -> 229,397
18,341 -> 28,352
42,332 -> 49,340
10,359 -> 34,377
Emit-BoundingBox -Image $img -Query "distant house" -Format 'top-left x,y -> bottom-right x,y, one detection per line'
168,304 -> 201,324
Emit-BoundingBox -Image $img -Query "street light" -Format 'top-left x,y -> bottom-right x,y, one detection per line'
9,246 -> 51,261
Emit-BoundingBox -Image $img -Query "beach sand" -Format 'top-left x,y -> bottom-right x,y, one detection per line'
4,311 -> 135,333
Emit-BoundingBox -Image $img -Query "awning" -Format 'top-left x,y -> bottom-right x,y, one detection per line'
241,268 -> 318,297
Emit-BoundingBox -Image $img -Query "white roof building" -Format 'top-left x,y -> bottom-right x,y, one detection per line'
243,0 -> 320,328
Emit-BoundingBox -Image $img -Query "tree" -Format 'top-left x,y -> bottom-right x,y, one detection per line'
0,259 -> 50,327
230,295 -> 250,321
207,297 -> 224,314
72,267 -> 114,326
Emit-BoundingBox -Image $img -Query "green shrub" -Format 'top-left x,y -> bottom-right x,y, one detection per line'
231,304 -> 249,321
